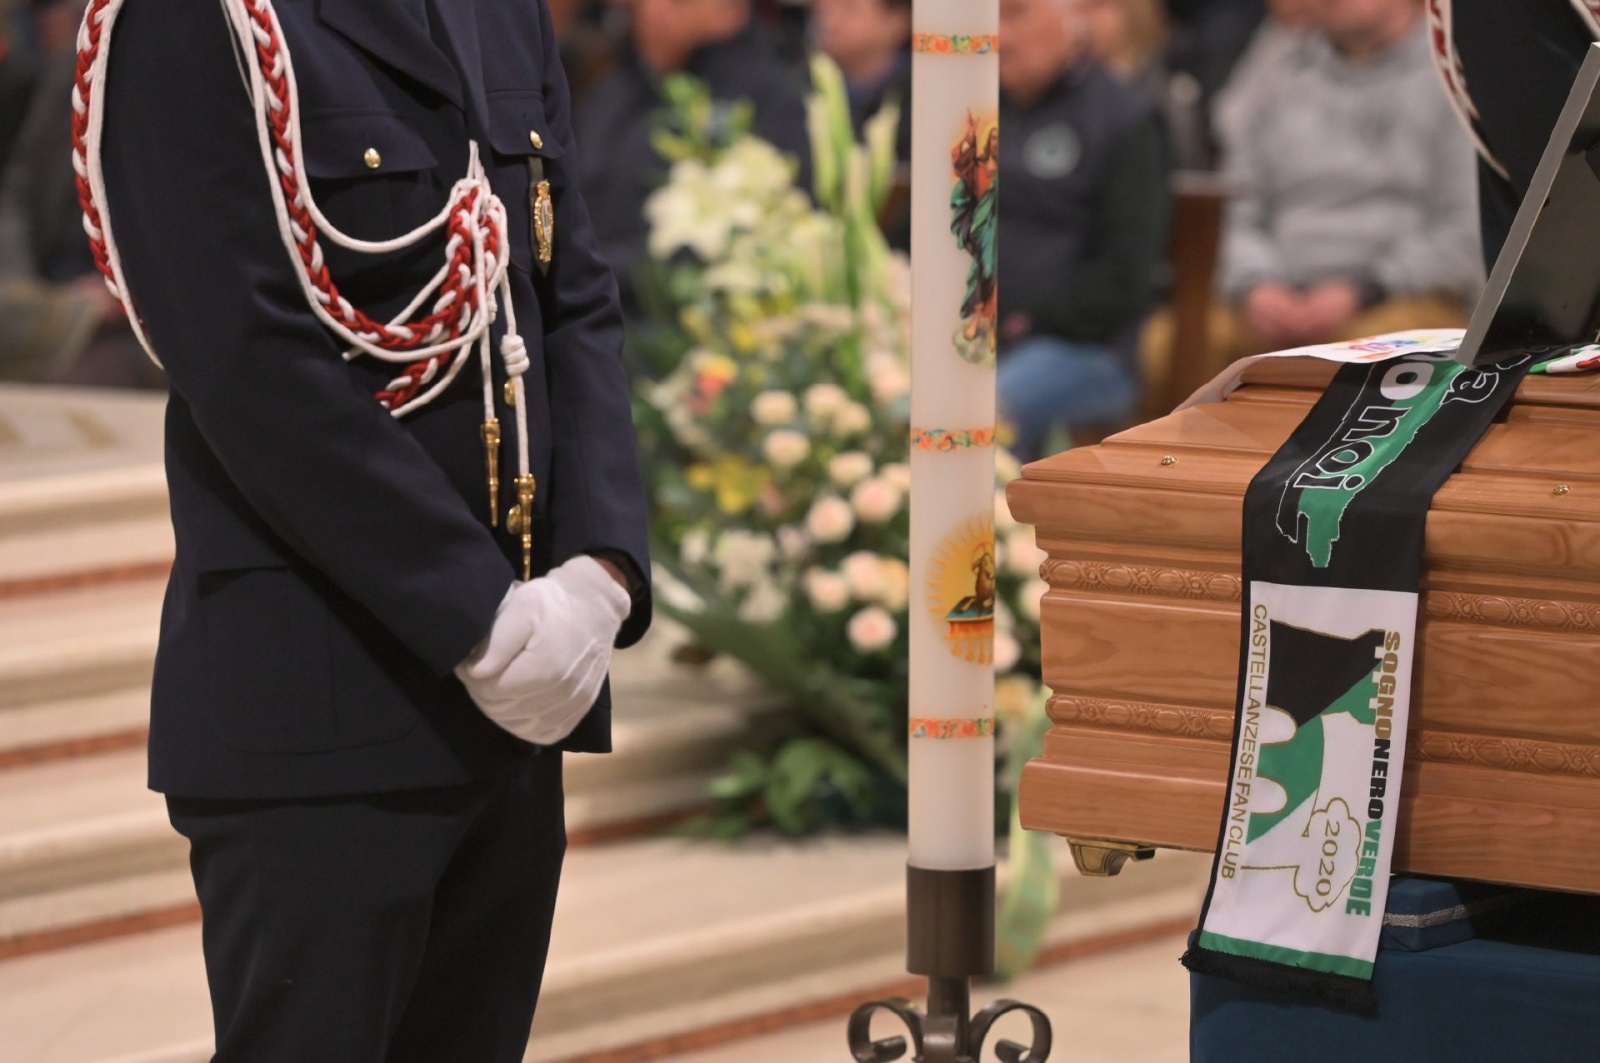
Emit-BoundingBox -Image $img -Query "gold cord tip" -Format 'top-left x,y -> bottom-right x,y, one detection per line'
481,420 -> 502,527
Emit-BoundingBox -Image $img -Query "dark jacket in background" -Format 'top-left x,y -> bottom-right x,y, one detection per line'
100,0 -> 651,800
0,41 -> 36,175
575,26 -> 812,309
0,51 -> 92,283
999,62 -> 1172,362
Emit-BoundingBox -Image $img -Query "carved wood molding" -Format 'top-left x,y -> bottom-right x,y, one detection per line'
1042,560 -> 1242,602
1049,695 -> 1234,741
1048,698 -> 1600,780
1412,731 -> 1600,779
1424,590 -> 1600,633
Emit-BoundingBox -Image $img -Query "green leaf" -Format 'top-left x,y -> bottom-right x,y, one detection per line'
863,99 -> 902,213
708,751 -> 770,801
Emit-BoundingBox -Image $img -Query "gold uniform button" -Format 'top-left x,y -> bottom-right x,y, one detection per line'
528,130 -> 543,150
363,147 -> 382,170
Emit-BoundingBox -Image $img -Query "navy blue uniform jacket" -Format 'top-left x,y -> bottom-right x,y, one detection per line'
100,0 -> 652,799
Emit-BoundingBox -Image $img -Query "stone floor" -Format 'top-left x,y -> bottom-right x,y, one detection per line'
666,933 -> 1193,1063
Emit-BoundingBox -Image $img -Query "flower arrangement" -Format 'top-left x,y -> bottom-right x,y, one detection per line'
633,60 -> 1046,836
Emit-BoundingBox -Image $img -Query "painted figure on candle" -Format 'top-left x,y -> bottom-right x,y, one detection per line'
927,514 -> 997,662
951,111 -> 1000,365
955,544 -> 997,615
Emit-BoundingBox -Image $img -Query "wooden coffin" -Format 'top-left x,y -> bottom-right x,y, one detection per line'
1007,357 -> 1600,894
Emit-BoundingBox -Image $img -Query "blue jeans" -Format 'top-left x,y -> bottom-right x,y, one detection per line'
997,337 -> 1139,461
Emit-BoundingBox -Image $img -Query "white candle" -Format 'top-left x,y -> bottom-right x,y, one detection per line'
906,1 -> 1000,872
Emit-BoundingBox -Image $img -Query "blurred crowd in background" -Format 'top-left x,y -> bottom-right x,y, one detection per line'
0,0 -> 1484,460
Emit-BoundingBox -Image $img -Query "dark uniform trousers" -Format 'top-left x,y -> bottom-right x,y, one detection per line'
168,754 -> 565,1062
96,0 -> 653,1057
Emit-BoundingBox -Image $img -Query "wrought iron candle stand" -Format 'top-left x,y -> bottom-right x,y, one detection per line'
847,867 -> 1052,1062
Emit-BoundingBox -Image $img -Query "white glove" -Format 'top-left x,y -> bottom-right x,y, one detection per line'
455,556 -> 631,746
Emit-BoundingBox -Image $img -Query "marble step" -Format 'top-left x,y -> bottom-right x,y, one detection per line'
0,385 -> 172,588
0,636 -> 776,949
0,581 -> 162,750
0,571 -> 772,766
0,752 -> 189,946
0,834 -> 1212,1063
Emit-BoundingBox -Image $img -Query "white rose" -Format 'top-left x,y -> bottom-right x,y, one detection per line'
805,568 -> 851,612
763,429 -> 811,469
851,477 -> 904,524
713,530 -> 777,589
804,383 -> 850,422
868,360 -> 910,404
833,402 -> 873,437
1018,577 -> 1048,622
993,631 -> 1021,671
1005,529 -> 1046,577
828,451 -> 875,487
842,550 -> 887,601
848,606 -> 898,653
881,463 -> 912,492
752,390 -> 798,426
738,580 -> 789,624
806,496 -> 856,543
878,558 -> 910,611
776,524 -> 811,560
680,527 -> 711,567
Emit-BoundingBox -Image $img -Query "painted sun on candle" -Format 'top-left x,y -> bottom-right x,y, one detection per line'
926,513 -> 997,663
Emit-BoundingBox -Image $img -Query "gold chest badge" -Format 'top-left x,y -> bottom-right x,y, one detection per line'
534,180 -> 554,267
529,158 -> 554,273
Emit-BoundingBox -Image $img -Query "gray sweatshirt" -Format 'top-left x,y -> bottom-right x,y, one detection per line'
1217,20 -> 1484,305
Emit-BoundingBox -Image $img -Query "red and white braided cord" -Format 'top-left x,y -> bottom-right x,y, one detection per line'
72,0 -> 532,481
1572,0 -> 1600,40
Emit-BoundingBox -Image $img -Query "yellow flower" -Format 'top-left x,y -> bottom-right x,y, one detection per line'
693,351 -> 738,386
680,304 -> 713,343
691,456 -> 772,515
728,321 -> 758,353
995,676 -> 1039,728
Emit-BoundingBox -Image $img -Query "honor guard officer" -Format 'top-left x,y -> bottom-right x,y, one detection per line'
74,0 -> 650,1058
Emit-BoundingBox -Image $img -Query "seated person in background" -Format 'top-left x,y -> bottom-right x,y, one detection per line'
0,0 -> 157,387
1080,0 -> 1212,170
1215,0 -> 1483,357
996,0 -> 1172,462
0,0 -> 39,172
813,0 -> 911,143
576,0 -> 811,311
1161,0 -> 1265,139
812,0 -> 912,246
1210,0 -> 1307,152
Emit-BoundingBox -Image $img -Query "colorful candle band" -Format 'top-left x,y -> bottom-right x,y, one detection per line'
910,717 -> 997,739
911,427 -> 997,451
913,33 -> 1000,54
